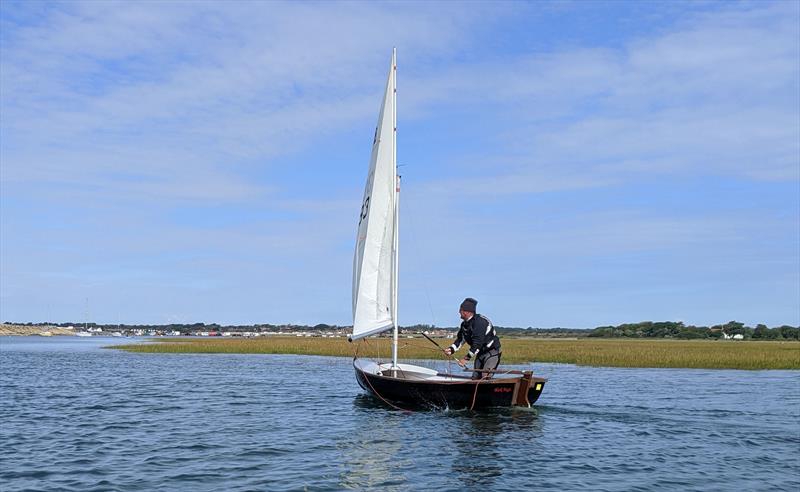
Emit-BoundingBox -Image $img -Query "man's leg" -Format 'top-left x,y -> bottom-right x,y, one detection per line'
481,349 -> 501,378
471,352 -> 486,380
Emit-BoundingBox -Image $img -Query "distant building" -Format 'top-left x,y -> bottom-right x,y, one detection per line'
722,331 -> 745,340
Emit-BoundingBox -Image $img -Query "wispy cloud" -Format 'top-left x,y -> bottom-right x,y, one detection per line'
1,1 -> 504,199
412,2 -> 799,193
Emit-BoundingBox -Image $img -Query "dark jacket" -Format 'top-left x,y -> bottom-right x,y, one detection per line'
449,314 -> 501,361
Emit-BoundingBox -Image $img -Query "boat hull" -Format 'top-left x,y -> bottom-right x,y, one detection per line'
353,359 -> 546,410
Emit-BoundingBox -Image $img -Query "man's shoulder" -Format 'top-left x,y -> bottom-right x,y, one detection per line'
475,314 -> 492,326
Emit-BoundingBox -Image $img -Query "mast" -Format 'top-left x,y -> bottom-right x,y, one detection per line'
391,47 -> 399,371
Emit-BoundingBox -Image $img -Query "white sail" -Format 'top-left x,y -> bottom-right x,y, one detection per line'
351,52 -> 397,341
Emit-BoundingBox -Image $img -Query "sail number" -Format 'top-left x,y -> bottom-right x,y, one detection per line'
358,196 -> 370,226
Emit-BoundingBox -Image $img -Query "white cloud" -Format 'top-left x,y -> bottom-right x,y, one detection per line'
1,1 -> 506,201
409,2 -> 799,193
5,2 -> 795,202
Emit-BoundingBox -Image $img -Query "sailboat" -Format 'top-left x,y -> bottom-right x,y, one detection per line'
350,49 -> 546,410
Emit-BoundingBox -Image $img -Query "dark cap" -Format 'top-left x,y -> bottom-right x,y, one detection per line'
460,297 -> 477,313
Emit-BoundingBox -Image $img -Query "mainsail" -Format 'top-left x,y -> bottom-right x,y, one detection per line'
351,51 -> 397,341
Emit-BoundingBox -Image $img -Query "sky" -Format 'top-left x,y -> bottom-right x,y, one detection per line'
1,0 -> 798,328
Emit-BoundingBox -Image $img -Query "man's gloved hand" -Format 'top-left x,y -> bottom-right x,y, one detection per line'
444,347 -> 453,356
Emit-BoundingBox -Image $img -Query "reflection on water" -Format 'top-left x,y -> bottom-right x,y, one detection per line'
453,413 -> 505,485
447,408 -> 543,487
339,396 -> 408,490
1,338 -> 798,492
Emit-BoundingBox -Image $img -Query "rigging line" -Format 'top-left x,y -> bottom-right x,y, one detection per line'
361,368 -> 413,413
398,339 -> 453,372
363,337 -> 380,362
353,341 -> 413,412
362,336 -> 396,365
419,332 -> 465,367
401,341 -> 442,353
398,340 -> 445,371
401,174 -> 438,328
469,373 -> 491,411
400,338 -> 460,374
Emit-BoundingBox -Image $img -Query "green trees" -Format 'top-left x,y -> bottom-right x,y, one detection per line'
753,324 -> 770,339
750,324 -> 800,340
587,321 -> 799,340
778,325 -> 800,340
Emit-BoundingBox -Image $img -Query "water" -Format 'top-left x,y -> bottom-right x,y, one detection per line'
1,337 -> 798,491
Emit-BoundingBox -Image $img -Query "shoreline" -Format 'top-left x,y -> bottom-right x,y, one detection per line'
0,326 -> 77,336
106,337 -> 800,370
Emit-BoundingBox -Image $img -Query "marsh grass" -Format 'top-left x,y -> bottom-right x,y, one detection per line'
108,337 -> 800,370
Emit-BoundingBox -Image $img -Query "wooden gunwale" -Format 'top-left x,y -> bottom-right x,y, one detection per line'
464,368 -> 531,375
363,364 -> 544,387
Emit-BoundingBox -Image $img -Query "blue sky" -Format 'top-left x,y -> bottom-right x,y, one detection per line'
1,1 -> 798,328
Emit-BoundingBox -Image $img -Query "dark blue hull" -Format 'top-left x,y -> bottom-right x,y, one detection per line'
353,359 -> 546,410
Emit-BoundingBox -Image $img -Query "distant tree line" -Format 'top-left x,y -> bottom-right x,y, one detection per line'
5,320 -> 798,340
587,321 -> 800,340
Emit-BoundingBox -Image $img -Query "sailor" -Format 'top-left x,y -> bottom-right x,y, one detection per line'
444,297 -> 502,379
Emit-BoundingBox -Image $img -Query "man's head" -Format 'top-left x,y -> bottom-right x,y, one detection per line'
459,297 -> 477,320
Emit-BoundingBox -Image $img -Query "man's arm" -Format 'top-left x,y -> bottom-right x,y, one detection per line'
445,327 -> 465,355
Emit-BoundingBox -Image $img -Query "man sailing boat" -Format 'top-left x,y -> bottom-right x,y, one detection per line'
350,50 -> 546,409
444,297 -> 502,379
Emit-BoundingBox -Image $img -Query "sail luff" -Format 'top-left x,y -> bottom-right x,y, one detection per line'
351,52 -> 397,341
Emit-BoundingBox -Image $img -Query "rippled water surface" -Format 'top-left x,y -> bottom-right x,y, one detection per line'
1,337 -> 798,491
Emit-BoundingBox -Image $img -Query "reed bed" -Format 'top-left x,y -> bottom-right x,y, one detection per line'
108,337 -> 800,370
